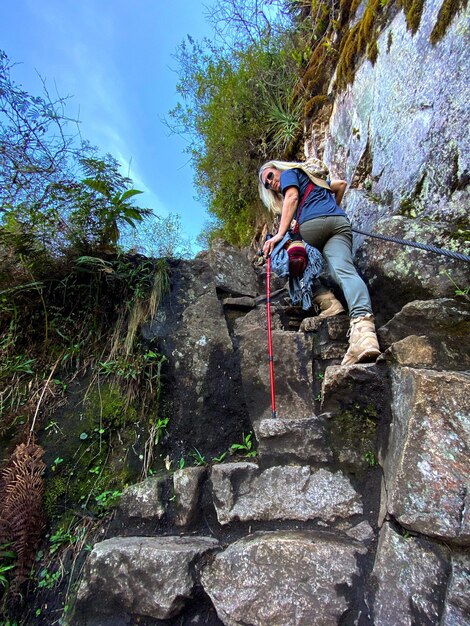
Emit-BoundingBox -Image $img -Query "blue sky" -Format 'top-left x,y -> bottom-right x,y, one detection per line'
0,0 -> 214,250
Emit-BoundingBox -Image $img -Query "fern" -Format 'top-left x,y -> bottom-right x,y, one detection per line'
0,443 -> 46,585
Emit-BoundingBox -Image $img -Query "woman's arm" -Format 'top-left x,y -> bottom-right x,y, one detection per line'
263,187 -> 299,257
330,180 -> 347,206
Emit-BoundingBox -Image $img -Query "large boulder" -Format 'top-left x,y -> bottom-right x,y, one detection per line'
142,259 -> 251,458
370,523 -> 450,625
73,536 -> 219,623
201,530 -> 367,626
384,367 -> 470,543
210,463 -> 362,525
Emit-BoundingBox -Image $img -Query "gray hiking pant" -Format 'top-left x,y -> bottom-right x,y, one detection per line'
299,215 -> 372,318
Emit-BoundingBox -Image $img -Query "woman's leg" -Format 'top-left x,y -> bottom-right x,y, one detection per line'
301,216 -> 372,318
321,217 -> 372,318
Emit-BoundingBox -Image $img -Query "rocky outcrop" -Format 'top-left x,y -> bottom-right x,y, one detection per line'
197,239 -> 259,297
71,2 -> 470,604
378,297 -> 470,370
323,0 -> 469,224
314,0 -> 470,316
142,258 -> 251,457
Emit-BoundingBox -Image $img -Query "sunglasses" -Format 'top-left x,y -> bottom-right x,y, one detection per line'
263,171 -> 274,189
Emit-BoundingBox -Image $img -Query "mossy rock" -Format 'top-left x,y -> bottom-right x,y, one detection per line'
329,405 -> 378,470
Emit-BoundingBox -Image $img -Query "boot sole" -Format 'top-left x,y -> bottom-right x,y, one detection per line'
342,348 -> 381,366
317,308 -> 346,320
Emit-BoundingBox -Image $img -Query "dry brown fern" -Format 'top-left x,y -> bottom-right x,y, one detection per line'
0,442 -> 46,585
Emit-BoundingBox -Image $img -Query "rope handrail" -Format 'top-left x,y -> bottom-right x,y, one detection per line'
352,228 -> 470,263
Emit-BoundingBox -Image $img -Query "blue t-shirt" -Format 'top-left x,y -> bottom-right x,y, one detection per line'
280,168 -> 346,224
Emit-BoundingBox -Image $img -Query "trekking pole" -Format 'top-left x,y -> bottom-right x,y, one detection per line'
266,255 -> 277,418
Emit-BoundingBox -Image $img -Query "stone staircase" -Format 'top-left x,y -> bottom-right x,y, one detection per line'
71,249 -> 470,626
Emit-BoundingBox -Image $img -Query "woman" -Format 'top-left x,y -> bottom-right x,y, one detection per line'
258,159 -> 380,366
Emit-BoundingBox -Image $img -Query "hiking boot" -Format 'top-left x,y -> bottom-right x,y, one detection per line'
341,314 -> 381,366
313,291 -> 345,319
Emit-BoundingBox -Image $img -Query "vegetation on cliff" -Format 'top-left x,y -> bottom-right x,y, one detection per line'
169,0 -> 466,247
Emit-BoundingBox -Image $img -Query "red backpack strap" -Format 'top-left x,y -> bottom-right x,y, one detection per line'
292,182 -> 315,234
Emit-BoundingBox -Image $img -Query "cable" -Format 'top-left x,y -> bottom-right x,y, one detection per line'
352,228 -> 470,263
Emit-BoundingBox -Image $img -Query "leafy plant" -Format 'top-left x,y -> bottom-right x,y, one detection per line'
95,490 -> 122,509
230,432 -> 257,458
365,450 -> 378,467
212,452 -> 228,463
37,567 -> 61,589
443,270 -> 470,301
189,448 -> 207,466
51,457 -> 64,472
153,417 -> 169,446
0,544 -> 16,589
48,525 -> 82,555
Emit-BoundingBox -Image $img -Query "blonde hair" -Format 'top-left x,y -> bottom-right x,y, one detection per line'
258,159 -> 330,215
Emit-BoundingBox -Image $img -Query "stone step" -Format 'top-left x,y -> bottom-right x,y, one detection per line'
253,415 -> 333,465
115,467 -> 207,529
211,462 -> 363,525
72,535 -> 219,624
201,530 -> 368,626
305,314 -> 350,363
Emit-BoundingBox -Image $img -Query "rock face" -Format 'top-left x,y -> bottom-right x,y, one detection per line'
355,217 -> 470,318
142,258 -> 251,457
385,367 -> 470,543
74,536 -> 219,622
378,298 -> 470,370
324,0 -> 468,224
318,0 -> 469,315
197,239 -> 259,297
442,552 -> 470,626
211,463 -> 362,525
201,531 -> 367,626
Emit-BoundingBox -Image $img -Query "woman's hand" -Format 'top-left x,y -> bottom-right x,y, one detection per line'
263,232 -> 283,258
330,180 -> 347,205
